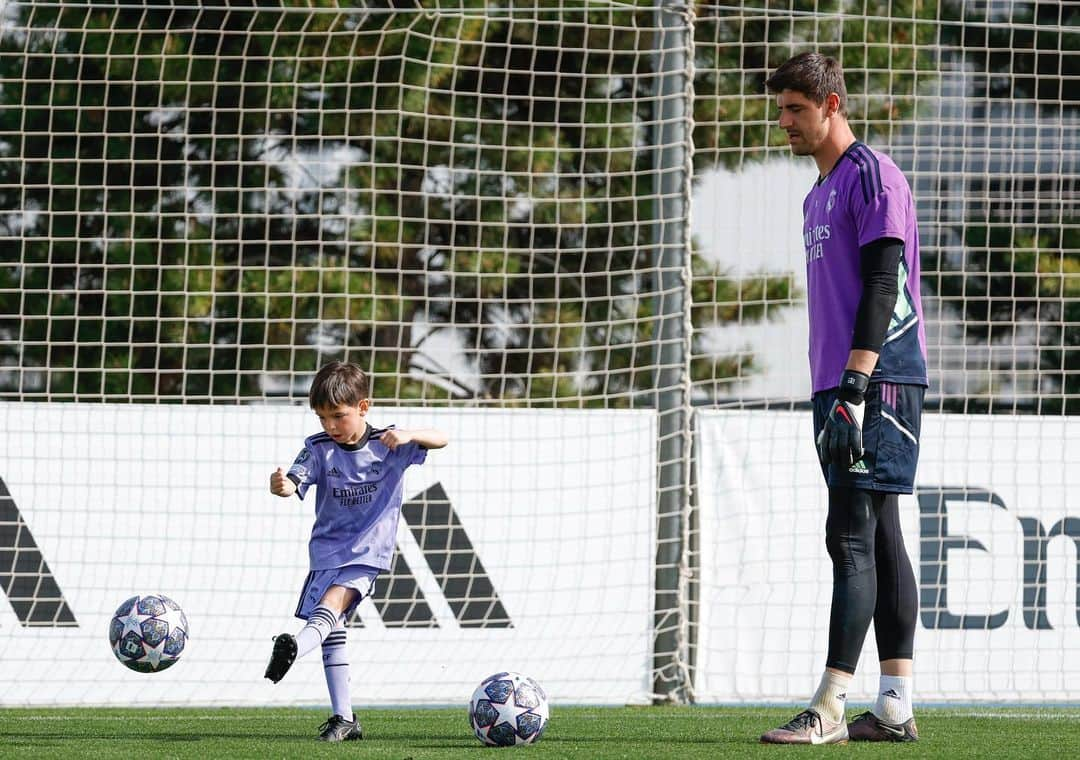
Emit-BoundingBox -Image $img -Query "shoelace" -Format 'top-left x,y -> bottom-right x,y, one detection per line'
319,716 -> 348,733
780,710 -> 820,732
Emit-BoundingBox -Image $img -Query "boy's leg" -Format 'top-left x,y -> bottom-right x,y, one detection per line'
318,614 -> 362,741
296,586 -> 357,657
322,614 -> 353,721
265,584 -> 358,683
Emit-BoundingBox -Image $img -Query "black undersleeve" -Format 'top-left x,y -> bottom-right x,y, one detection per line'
824,488 -> 918,673
851,238 -> 903,353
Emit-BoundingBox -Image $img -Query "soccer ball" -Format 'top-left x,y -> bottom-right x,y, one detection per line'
468,671 -> 549,746
108,594 -> 190,673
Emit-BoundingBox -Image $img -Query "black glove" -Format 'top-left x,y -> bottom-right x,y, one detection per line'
817,370 -> 870,467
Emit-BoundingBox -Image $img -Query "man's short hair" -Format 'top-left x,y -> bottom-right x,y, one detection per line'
309,361 -> 370,409
765,52 -> 848,117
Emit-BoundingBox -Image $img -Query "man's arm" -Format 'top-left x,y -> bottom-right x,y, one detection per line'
818,237 -> 903,466
845,236 -> 903,376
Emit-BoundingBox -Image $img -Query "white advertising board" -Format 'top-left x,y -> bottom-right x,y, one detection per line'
0,403 -> 656,706
696,410 -> 1080,703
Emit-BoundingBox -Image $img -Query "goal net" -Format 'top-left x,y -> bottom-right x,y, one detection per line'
1,0 -> 1077,706
0,0 -> 695,706
690,0 -> 1079,704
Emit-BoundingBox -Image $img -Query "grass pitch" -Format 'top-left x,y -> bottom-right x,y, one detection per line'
1,705 -> 1077,759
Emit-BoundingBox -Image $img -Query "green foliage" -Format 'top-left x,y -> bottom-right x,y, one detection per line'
935,218 -> 1080,413
1,1 -> 783,405
692,0 -> 938,172
4,1 -> 1072,408
927,1 -> 1079,412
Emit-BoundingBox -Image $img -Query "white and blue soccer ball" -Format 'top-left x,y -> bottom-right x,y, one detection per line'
468,671 -> 549,746
108,594 -> 189,673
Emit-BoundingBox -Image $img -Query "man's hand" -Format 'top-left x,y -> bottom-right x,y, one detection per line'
270,467 -> 297,497
817,370 -> 870,467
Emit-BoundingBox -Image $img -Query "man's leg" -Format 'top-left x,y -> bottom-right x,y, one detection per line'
761,486 -> 881,744
848,493 -> 919,741
823,487 -> 882,674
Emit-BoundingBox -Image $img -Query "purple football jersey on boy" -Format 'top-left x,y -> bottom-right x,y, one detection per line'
803,141 -> 928,393
287,424 -> 426,571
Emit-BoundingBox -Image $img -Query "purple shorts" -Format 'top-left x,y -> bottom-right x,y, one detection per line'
294,564 -> 380,621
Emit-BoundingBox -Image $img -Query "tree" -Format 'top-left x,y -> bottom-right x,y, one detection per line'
1,0 -> 791,405
927,0 -> 1079,412
691,0 -> 1079,412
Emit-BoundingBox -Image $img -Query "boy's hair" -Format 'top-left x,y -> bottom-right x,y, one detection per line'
765,52 -> 848,117
309,361 -> 370,409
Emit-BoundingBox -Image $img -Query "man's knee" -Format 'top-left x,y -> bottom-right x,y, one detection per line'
825,488 -> 879,577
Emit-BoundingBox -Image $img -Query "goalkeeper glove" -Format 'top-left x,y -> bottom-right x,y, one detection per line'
817,369 -> 870,467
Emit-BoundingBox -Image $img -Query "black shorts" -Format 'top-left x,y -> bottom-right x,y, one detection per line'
812,381 -> 925,494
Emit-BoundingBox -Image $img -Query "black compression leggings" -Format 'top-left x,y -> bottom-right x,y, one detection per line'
824,487 -> 918,674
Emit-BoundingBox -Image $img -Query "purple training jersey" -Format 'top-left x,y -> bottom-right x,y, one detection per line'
803,141 -> 928,393
287,424 -> 427,571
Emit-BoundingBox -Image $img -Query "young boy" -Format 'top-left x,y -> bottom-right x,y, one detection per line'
265,361 -> 448,742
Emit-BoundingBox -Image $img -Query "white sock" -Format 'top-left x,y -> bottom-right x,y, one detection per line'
874,674 -> 913,724
295,605 -> 339,659
322,621 -> 353,722
809,670 -> 852,724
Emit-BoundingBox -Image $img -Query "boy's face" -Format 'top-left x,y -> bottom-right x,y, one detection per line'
314,400 -> 370,445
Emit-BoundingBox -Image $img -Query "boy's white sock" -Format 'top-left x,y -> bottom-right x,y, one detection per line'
874,674 -> 913,724
322,623 -> 353,722
809,670 -> 852,724
295,605 -> 339,658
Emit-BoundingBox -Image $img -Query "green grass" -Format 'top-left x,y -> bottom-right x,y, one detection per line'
1,706 -> 1078,759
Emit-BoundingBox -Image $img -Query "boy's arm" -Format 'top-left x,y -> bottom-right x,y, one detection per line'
270,466 -> 298,497
378,428 -> 449,451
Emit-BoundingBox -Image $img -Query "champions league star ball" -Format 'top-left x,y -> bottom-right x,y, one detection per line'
468,672 -> 549,746
108,594 -> 190,673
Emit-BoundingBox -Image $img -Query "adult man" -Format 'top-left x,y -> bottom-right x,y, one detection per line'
759,52 -> 927,744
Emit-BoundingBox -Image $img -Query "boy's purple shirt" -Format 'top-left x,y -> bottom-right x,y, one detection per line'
288,424 -> 426,571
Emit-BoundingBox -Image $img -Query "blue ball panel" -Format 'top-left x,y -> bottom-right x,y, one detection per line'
163,628 -> 187,657
141,618 -> 169,647
487,722 -> 517,747
137,596 -> 165,616
472,699 -> 498,728
118,631 -> 146,660
484,679 -> 514,703
517,711 -> 543,739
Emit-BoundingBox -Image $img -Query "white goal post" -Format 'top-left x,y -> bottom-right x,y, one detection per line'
1,0 -> 1077,705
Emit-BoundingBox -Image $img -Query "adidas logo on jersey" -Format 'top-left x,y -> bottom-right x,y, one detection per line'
327,466 -> 342,478
848,459 -> 869,474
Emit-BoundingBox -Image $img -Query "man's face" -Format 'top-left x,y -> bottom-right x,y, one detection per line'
775,88 -> 831,156
314,400 -> 369,445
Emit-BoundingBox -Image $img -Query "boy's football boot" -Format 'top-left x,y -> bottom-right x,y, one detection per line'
263,633 -> 298,683
318,714 -> 363,742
